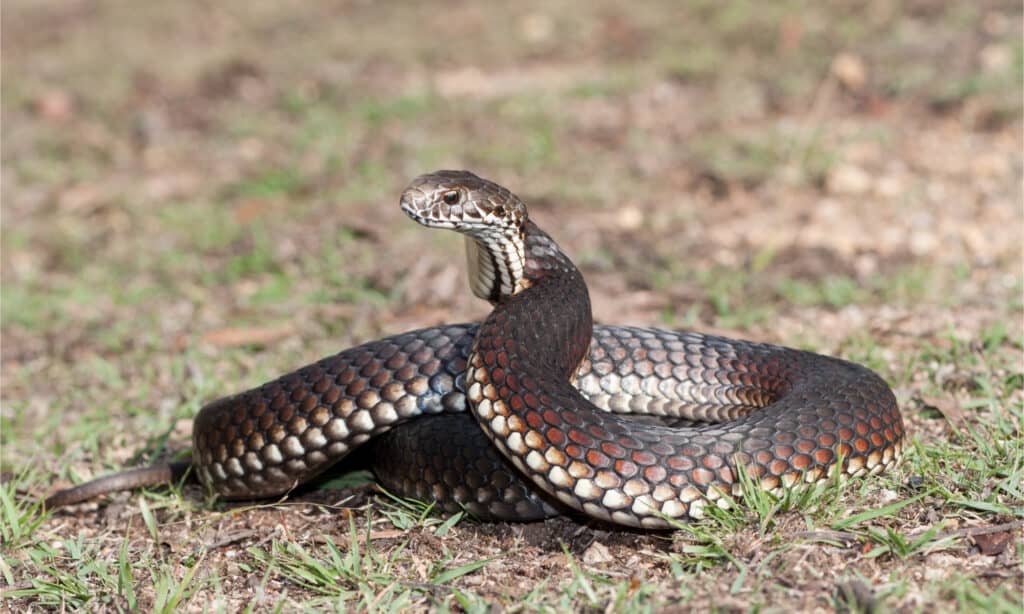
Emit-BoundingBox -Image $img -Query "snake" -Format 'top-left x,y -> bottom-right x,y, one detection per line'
44,171 -> 904,528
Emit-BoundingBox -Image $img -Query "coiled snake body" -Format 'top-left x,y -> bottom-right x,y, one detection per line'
46,171 -> 904,528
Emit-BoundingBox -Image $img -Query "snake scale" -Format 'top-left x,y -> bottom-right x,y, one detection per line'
45,171 -> 904,528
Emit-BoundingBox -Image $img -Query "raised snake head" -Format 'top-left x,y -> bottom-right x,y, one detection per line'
401,170 -> 530,303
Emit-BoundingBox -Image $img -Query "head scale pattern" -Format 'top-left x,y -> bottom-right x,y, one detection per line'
400,170 -> 529,303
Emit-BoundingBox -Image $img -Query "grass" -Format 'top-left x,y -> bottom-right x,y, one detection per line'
13,318 -> 1015,612
9,330 -> 1020,611
3,0 -> 1022,611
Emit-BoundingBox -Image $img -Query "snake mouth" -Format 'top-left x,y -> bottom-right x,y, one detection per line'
400,197 -> 464,231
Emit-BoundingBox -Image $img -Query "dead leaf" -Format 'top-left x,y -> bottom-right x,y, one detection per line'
368,529 -> 405,541
202,325 -> 294,348
33,89 -> 75,122
972,530 -> 1013,556
919,395 -> 965,430
234,199 -> 273,224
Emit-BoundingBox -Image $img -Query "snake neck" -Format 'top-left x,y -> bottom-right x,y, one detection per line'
464,232 -> 526,304
474,220 -> 593,378
465,220 -> 585,303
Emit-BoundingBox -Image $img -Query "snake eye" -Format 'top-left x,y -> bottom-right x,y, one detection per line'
492,204 -> 506,216
442,190 -> 460,205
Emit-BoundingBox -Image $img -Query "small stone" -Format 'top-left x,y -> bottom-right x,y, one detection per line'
908,231 -> 937,256
827,164 -> 872,195
831,53 -> 867,92
617,206 -> 644,231
875,174 -> 903,199
979,44 -> 1012,73
970,153 -> 1009,179
582,540 -> 613,564
520,13 -> 554,43
877,488 -> 899,503
923,566 -> 946,581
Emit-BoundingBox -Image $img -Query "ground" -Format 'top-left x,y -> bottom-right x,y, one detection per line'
1,1 -> 1022,612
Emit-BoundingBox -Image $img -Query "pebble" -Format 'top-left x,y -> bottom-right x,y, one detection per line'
831,53 -> 868,92
582,540 -> 614,565
827,164 -> 872,195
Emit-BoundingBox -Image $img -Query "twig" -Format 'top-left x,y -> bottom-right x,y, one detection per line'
796,520 -> 1022,548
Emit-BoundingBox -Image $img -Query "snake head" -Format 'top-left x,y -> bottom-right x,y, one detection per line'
401,170 -> 530,302
400,170 -> 527,237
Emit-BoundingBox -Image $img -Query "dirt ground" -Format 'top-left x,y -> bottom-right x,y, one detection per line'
2,1 -> 1022,612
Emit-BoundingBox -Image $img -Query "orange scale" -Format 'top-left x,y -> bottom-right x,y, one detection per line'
614,460 -> 639,478
562,412 -> 583,426
666,455 -> 694,471
742,464 -> 764,478
701,455 -> 724,470
814,449 -> 835,465
600,441 -> 627,459
525,412 -> 544,429
691,467 -> 715,486
644,465 -> 667,483
586,449 -> 611,468
631,450 -> 658,466
790,454 -> 812,470
774,445 -> 794,458
795,439 -> 815,453
718,466 -> 735,483
568,429 -> 594,447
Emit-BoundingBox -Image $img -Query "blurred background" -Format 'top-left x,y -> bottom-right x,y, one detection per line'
1,1 -> 1021,608
3,2 -> 1020,357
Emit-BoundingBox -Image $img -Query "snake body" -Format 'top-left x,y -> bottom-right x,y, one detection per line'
45,171 -> 904,527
